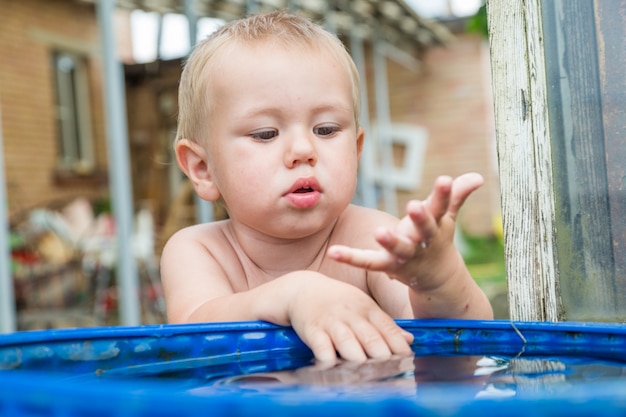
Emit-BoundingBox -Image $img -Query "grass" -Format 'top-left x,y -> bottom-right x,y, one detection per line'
460,233 -> 509,318
461,234 -> 506,281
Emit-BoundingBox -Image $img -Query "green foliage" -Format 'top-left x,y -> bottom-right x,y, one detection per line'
462,233 -> 507,319
463,234 -> 503,264
462,234 -> 506,286
92,197 -> 112,215
466,2 -> 489,39
9,232 -> 24,249
9,232 -> 25,274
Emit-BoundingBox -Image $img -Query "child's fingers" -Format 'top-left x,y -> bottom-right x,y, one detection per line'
447,173 -> 484,219
350,320 -> 394,359
325,320 -> 398,362
369,311 -> 414,356
303,327 -> 340,363
327,245 -> 392,271
318,316 -> 411,362
425,176 -> 453,222
405,201 -> 438,246
374,228 -> 418,261
327,323 -> 369,362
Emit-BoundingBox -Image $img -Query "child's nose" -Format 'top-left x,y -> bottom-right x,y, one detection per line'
284,132 -> 317,168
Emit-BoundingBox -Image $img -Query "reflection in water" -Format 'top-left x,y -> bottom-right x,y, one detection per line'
202,353 -> 626,400
215,355 -> 416,387
73,340 -> 626,401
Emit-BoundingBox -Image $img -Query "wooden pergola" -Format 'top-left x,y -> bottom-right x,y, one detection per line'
81,0 -> 452,53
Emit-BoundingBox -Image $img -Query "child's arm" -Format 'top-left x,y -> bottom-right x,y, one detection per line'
327,173 -> 494,320
160,232 -> 413,362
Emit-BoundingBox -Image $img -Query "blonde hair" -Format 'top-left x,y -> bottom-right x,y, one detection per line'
176,10 -> 361,144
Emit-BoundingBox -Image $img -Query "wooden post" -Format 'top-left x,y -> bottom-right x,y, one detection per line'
486,0 -> 562,321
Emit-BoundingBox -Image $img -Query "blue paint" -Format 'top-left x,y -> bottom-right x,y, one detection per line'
1,319 -> 626,416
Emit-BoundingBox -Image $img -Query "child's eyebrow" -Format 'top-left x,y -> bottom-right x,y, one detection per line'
234,105 -> 282,120
237,102 -> 353,119
309,102 -> 354,114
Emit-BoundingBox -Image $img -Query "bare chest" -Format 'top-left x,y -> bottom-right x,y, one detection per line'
227,251 -> 369,293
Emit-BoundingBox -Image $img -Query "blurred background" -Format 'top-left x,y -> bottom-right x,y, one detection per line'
0,0 -> 506,331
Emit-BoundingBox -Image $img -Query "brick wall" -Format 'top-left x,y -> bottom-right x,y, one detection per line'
0,0 -> 108,220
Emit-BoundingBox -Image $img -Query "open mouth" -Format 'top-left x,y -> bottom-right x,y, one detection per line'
286,177 -> 321,197
285,178 -> 321,208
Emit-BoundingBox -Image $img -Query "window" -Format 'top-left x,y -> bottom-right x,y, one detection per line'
52,51 -> 95,174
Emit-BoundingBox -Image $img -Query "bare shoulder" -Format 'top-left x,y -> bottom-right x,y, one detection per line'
339,204 -> 399,229
160,220 -> 244,322
160,219 -> 236,278
162,220 -> 229,252
342,204 -> 398,223
332,204 -> 399,248
166,219 -> 227,239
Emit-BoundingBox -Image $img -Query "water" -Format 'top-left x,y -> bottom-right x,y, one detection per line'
91,350 -> 626,400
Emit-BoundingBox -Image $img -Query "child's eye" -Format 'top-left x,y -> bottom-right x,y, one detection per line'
250,129 -> 278,141
314,125 -> 339,137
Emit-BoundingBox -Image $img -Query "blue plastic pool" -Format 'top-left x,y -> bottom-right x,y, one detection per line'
1,319 -> 626,416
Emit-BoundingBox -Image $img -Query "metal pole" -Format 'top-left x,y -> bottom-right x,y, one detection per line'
0,101 -> 17,333
350,32 -> 377,209
373,39 -> 398,216
323,1 -> 336,34
287,0 -> 299,13
184,0 -> 197,45
156,13 -> 164,61
246,0 -> 258,14
96,0 -> 141,326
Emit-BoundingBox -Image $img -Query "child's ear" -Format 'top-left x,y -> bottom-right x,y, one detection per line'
356,127 -> 365,159
175,139 -> 221,201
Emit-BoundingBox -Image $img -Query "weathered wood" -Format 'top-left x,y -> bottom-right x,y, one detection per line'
487,0 -> 561,321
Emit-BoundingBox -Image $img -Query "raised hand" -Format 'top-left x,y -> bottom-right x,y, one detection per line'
327,173 -> 484,288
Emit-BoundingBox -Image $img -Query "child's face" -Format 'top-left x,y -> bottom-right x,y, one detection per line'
203,40 -> 363,239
